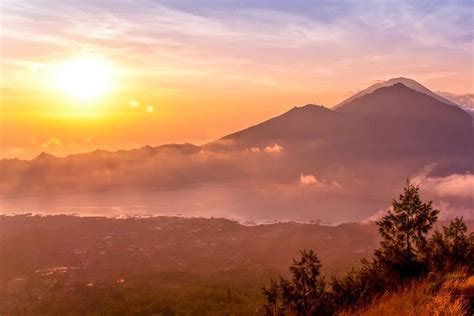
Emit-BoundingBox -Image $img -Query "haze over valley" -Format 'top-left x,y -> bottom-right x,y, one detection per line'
1,79 -> 472,223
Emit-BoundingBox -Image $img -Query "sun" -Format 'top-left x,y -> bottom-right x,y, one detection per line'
54,56 -> 114,101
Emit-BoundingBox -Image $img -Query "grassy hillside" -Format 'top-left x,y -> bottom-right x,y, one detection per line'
340,272 -> 474,316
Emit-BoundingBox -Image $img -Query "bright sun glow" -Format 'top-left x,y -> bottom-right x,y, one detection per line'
54,56 -> 114,101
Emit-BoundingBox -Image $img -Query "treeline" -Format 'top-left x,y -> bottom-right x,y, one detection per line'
262,182 -> 474,315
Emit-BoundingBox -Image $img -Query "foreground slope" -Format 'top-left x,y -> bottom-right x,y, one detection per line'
340,272 -> 474,316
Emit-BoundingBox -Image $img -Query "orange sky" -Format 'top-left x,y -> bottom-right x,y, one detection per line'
1,1 -> 473,159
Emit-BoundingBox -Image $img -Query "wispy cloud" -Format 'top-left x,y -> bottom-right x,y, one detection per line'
420,173 -> 474,200
264,144 -> 283,153
2,0 -> 472,96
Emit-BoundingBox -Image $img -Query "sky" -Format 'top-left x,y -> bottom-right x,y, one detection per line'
1,0 -> 473,159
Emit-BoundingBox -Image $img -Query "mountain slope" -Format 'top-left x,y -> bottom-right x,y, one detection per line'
334,83 -> 472,158
335,77 -> 456,108
205,104 -> 353,151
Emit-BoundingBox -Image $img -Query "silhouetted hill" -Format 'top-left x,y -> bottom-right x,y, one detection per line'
214,83 -> 471,167
219,104 -> 344,144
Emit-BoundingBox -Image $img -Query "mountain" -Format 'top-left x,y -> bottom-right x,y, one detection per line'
206,104 -> 350,150
1,79 -> 472,222
214,83 -> 471,164
335,83 -> 471,159
334,77 -> 456,108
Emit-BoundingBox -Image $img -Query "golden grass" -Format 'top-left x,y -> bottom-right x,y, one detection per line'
339,272 -> 473,316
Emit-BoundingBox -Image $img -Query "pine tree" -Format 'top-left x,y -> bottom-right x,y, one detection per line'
374,180 -> 439,280
262,250 -> 329,315
428,217 -> 474,272
262,279 -> 285,316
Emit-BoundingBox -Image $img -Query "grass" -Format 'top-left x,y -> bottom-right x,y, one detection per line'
339,271 -> 474,316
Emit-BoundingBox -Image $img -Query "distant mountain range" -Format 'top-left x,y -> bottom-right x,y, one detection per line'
1,78 -> 472,222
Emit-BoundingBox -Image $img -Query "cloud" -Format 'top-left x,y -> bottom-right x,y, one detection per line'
364,165 -> 473,223
362,208 -> 389,224
42,137 -> 62,147
411,163 -> 436,184
300,174 -> 318,185
431,174 -> 474,199
409,164 -> 473,219
2,0 -> 472,102
413,165 -> 473,200
299,174 -> 342,190
264,144 -> 283,153
432,201 -> 474,220
363,175 -> 474,222
246,144 -> 283,153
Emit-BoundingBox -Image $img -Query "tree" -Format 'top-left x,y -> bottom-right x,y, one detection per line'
262,250 -> 329,315
428,217 -> 474,272
330,268 -> 363,309
374,181 -> 439,280
263,182 -> 473,314
262,279 -> 286,316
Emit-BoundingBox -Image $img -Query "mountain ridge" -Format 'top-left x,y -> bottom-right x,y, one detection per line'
334,77 -> 457,109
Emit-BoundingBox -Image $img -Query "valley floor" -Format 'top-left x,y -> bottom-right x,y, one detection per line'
1,215 -> 472,315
